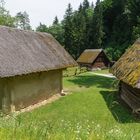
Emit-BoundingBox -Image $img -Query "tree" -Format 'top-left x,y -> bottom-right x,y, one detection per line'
132,26 -> 140,41
127,0 -> 140,26
0,0 -> 5,7
35,0 -> 140,61
101,0 -> 131,60
53,16 -> 59,25
15,11 -> 31,30
0,0 -> 15,27
36,23 -> 48,32
71,10 -> 87,58
48,24 -> 64,45
63,3 -> 74,57
91,2 -> 94,9
83,0 -> 89,10
88,0 -> 104,49
63,0 -> 94,59
36,22 -> 64,45
72,0 -> 93,58
127,0 -> 140,42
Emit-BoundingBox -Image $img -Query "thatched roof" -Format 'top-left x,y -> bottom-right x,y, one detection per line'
111,38 -> 140,88
0,26 -> 77,78
77,49 -> 104,63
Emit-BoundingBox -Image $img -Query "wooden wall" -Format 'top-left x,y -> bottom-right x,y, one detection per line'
120,81 -> 140,113
78,51 -> 111,70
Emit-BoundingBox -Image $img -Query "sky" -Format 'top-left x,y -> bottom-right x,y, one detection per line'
5,0 -> 96,29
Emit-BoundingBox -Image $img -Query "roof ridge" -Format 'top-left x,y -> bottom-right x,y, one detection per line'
0,25 -> 52,36
84,49 -> 103,52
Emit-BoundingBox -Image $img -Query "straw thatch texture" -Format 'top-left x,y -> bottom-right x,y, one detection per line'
0,26 -> 77,78
111,38 -> 140,88
77,49 -> 103,63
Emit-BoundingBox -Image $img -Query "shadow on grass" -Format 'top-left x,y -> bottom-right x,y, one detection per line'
68,74 -> 139,123
100,90 -> 139,123
68,75 -> 115,89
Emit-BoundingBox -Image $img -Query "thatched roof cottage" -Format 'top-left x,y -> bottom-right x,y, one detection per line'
111,38 -> 140,114
77,49 -> 111,70
0,26 -> 77,113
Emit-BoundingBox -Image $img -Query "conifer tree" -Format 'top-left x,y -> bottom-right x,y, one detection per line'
15,11 -> 31,30
88,0 -> 104,49
53,16 -> 59,25
63,3 -> 74,57
127,0 -> 140,42
83,0 -> 89,10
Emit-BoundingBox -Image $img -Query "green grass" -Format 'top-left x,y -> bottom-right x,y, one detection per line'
63,67 -> 87,77
0,72 -> 140,140
93,69 -> 110,74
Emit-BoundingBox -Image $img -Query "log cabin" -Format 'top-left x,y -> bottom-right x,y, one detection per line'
111,38 -> 140,114
77,49 -> 111,70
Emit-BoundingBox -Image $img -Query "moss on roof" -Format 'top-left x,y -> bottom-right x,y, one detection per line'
111,38 -> 140,88
77,49 -> 103,64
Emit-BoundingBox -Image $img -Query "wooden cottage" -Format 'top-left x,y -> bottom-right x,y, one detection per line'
0,26 -> 77,113
111,38 -> 140,114
77,49 -> 111,70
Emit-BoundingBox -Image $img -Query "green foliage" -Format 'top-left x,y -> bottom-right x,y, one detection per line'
57,0 -> 139,61
15,11 -> 31,30
105,42 -> 130,61
102,0 -> 133,60
53,16 -> 59,25
127,0 -> 140,42
1,0 -> 139,61
0,0 -> 31,30
36,23 -> 48,32
0,72 -> 139,139
36,21 -> 64,45
132,24 -> 140,41
63,1 -> 94,59
127,0 -> 140,25
36,0 -> 140,61
36,1 -> 94,60
63,3 -> 74,57
48,23 -> 64,45
63,67 -> 87,77
88,0 -> 104,49
83,0 -> 90,10
0,1 -> 15,27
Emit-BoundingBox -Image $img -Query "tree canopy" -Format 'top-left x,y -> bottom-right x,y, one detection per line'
37,0 -> 140,61
15,11 -> 31,30
1,0 -> 140,61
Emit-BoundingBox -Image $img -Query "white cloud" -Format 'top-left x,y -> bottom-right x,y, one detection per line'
5,0 -> 96,29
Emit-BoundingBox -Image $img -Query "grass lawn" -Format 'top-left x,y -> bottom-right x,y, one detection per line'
63,67 -> 87,77
0,72 -> 140,140
93,69 -> 110,74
